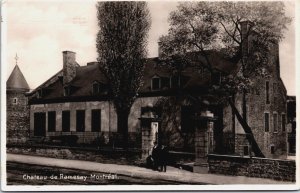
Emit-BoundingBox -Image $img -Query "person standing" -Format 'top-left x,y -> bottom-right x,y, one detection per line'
160,145 -> 168,172
151,141 -> 159,171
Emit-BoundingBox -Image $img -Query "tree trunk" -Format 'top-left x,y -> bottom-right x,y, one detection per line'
242,91 -> 247,122
228,99 -> 265,157
117,108 -> 130,149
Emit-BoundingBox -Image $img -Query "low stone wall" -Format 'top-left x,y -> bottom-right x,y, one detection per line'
7,146 -> 141,166
208,154 -> 295,182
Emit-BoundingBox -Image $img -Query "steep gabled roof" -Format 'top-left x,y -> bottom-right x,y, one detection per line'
29,51 -> 239,104
7,65 -> 30,91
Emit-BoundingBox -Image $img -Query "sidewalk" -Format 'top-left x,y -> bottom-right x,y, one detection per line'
6,153 -> 291,185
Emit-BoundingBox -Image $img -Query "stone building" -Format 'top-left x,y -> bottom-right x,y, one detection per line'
287,95 -> 296,155
27,23 -> 288,159
6,63 -> 30,144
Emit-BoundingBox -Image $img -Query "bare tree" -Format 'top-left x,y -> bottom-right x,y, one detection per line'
159,1 -> 291,157
96,2 -> 151,148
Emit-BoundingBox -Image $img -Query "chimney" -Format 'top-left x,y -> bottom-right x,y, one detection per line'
239,20 -> 254,58
158,41 -> 162,58
63,51 -> 77,85
87,61 -> 98,66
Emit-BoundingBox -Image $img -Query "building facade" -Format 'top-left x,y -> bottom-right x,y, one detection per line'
27,25 -> 288,159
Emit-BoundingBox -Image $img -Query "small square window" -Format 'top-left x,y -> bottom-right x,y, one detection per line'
12,98 -> 18,104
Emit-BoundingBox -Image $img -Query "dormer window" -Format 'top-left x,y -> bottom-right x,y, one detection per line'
64,86 -> 70,96
92,81 -> 100,95
37,89 -> 43,98
151,76 -> 160,90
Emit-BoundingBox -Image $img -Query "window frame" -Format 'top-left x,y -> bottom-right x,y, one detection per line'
76,110 -> 85,132
91,109 -> 101,132
92,81 -> 100,95
62,110 -> 70,132
47,111 -> 56,132
243,145 -> 249,156
281,113 -> 286,132
273,112 -> 278,133
264,112 -> 270,132
270,145 -> 275,154
12,97 -> 18,105
37,89 -> 43,98
266,81 -> 270,104
151,76 -> 161,90
64,86 -> 70,96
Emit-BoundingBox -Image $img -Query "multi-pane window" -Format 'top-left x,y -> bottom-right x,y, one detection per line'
282,114 -> 286,132
273,113 -> 278,133
266,81 -> 270,104
48,111 -> 56,132
264,113 -> 269,132
76,110 -> 85,132
91,109 -> 101,132
62,111 -> 70,132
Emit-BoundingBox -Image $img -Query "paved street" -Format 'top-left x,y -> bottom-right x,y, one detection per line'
6,153 -> 292,185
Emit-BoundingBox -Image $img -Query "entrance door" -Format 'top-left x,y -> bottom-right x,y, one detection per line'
34,112 -> 46,136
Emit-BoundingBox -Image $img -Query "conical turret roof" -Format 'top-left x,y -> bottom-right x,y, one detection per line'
7,65 -> 30,91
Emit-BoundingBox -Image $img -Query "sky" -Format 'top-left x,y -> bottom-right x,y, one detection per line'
4,0 -> 296,95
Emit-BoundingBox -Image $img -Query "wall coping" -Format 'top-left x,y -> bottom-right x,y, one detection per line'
208,154 -> 295,162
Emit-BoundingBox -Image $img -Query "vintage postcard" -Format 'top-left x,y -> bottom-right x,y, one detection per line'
1,0 -> 299,191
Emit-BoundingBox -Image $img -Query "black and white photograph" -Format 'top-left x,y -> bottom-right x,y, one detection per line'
1,0 -> 298,191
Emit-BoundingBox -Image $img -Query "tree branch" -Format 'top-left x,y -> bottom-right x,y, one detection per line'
220,21 -> 241,44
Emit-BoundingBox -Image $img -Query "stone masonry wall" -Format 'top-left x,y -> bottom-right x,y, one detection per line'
222,75 -> 287,159
7,91 -> 30,143
208,154 -> 295,182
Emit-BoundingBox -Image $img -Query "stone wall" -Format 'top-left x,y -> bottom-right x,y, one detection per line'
222,76 -> 287,159
208,154 -> 295,182
7,91 -> 30,143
